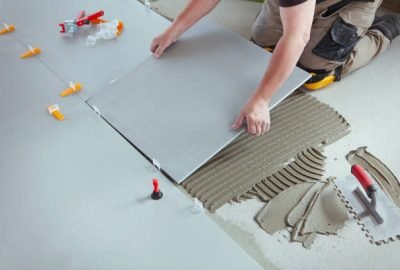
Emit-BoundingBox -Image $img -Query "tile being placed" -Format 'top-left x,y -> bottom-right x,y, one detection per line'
88,19 -> 310,183
11,0 -> 170,100
0,98 -> 262,270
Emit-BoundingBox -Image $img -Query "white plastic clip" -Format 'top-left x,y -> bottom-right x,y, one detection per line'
48,104 -> 60,114
92,105 -> 101,117
191,198 -> 204,214
69,81 -> 77,91
152,158 -> 161,171
28,45 -> 35,54
145,0 -> 151,9
4,23 -> 10,31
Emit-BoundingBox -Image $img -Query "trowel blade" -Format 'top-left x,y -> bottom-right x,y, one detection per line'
335,175 -> 400,243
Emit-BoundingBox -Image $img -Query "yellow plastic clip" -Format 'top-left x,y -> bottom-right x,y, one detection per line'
48,104 -> 65,121
60,82 -> 83,97
0,23 -> 15,35
20,46 -> 41,59
116,20 -> 124,36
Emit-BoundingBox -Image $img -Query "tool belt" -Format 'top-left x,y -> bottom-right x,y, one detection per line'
312,18 -> 360,63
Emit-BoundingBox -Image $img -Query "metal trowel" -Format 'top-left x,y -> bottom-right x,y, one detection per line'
335,164 -> 400,243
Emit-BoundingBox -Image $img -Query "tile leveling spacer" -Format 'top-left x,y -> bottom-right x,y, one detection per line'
151,178 -> 163,200
59,10 -> 105,33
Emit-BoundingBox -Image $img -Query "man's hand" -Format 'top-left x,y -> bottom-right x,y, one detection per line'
232,96 -> 271,136
150,29 -> 177,58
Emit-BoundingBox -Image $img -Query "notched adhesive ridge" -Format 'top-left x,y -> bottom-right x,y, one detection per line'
182,92 -> 350,212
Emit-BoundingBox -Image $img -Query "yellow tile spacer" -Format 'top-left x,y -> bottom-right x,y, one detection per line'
48,104 -> 64,121
20,46 -> 41,59
60,82 -> 83,97
116,20 -> 124,36
0,23 -> 15,35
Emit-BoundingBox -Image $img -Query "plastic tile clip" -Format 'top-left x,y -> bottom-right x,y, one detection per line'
91,105 -> 101,117
20,46 -> 41,59
0,23 -> 15,35
48,104 -> 65,121
145,0 -> 151,9
151,178 -> 163,200
60,82 -> 83,97
152,158 -> 161,171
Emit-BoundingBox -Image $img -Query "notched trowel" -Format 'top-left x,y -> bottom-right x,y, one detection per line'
351,165 -> 384,224
336,164 -> 400,243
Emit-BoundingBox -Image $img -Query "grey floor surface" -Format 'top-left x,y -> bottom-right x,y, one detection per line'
0,1 -> 266,269
0,105 -> 262,269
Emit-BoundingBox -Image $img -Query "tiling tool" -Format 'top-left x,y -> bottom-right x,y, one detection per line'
151,178 -> 163,200
335,164 -> 400,243
351,165 -> 384,224
59,10 -> 105,33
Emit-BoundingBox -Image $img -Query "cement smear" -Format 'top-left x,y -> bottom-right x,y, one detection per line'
243,147 -> 326,202
256,179 -> 348,248
346,146 -> 400,208
182,92 -> 350,212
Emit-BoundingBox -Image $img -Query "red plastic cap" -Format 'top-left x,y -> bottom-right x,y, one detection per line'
152,178 -> 159,192
351,164 -> 373,190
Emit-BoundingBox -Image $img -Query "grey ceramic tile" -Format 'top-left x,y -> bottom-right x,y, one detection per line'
88,19 -> 310,183
0,99 -> 261,270
11,0 -> 170,100
0,40 -> 81,138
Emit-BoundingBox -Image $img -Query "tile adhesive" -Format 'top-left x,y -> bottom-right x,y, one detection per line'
182,92 -> 350,212
240,147 -> 326,202
256,178 -> 348,248
181,91 -> 351,247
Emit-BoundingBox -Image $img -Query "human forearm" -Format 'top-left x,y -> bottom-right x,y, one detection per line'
167,0 -> 220,39
252,1 -> 315,103
253,33 -> 308,102
233,0 -> 314,135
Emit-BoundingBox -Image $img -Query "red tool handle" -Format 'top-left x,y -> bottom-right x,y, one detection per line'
86,10 -> 104,21
76,10 -> 104,26
153,178 -> 160,193
351,164 -> 373,191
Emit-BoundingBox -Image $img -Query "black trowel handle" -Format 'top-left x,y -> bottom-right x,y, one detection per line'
351,165 -> 376,198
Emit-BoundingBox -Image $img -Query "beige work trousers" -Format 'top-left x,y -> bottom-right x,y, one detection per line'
251,0 -> 391,76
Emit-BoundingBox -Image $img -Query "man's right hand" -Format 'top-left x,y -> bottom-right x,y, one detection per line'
150,29 -> 177,58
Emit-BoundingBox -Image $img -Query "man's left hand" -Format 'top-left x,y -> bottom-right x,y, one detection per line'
232,96 -> 271,136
